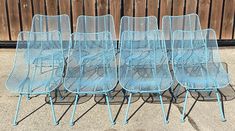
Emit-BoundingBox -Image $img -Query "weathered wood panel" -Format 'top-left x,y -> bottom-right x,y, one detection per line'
172,0 -> 184,16
46,0 -> 58,15
185,0 -> 197,14
198,0 -> 210,29
110,0 -> 120,38
210,0 -> 223,38
221,0 -> 234,39
160,0 -> 172,29
0,0 -> 9,40
147,0 -> 159,17
20,0 -> 33,31
0,0 -> 235,41
7,0 -> 21,40
32,0 -> 45,14
123,0 -> 133,16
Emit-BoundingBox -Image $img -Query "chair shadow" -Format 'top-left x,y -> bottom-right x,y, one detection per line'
44,84 -> 93,105
17,102 -> 48,124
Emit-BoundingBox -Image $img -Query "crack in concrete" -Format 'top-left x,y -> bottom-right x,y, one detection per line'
175,104 -> 200,131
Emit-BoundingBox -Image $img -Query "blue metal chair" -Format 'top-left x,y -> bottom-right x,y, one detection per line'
5,31 -> 64,125
31,14 -> 71,58
162,13 -> 202,100
76,14 -> 117,51
64,32 -> 117,126
172,29 -> 230,122
119,30 -> 173,124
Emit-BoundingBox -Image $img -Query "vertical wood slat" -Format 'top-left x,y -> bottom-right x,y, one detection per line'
221,0 -> 234,39
72,0 -> 83,32
84,0 -> 96,16
123,0 -> 133,16
20,0 -> 33,31
7,0 -> 21,40
160,0 -> 172,29
198,0 -> 210,29
0,0 -> 9,40
185,0 -> 197,14
97,0 -> 108,15
32,0 -> 45,14
59,0 -> 71,15
209,0 -> 223,38
135,0 -> 146,17
172,0 -> 184,16
135,0 -> 146,32
147,0 -> 159,17
46,0 -> 58,15
110,0 -> 120,39
84,0 -> 96,34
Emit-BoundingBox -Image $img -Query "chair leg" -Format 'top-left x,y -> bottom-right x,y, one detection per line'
159,94 -> 169,124
215,90 -> 226,122
124,93 -> 132,124
105,94 -> 115,125
49,93 -> 58,125
26,94 -> 30,101
70,94 -> 79,126
13,94 -> 23,126
181,90 -> 189,123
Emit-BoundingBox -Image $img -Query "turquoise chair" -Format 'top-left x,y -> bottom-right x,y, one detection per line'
119,30 -> 173,124
6,31 -> 64,125
64,32 -> 117,126
172,29 -> 230,122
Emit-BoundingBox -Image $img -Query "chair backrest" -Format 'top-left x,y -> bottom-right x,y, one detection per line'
76,14 -> 117,49
6,31 -> 64,94
162,13 -> 201,49
119,30 -> 172,92
172,29 -> 221,65
119,16 -> 158,40
31,14 -> 71,57
64,32 -> 117,93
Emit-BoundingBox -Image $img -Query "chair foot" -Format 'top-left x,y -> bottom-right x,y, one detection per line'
181,119 -> 185,123
165,120 -> 169,124
53,122 -> 59,126
13,122 -> 18,126
13,94 -> 23,126
215,90 -> 226,122
123,120 -> 128,125
221,118 -> 226,122
124,93 -> 132,124
70,94 -> 79,126
111,121 -> 116,125
105,94 -> 115,125
70,122 -> 75,126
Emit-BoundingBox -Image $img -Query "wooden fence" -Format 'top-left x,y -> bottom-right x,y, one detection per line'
0,0 -> 234,41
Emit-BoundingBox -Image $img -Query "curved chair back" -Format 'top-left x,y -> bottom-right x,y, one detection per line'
31,14 -> 71,57
76,15 -> 117,50
162,13 -> 201,58
119,30 -> 172,92
172,29 -> 229,89
6,31 -> 64,94
120,16 -> 158,40
64,32 -> 117,93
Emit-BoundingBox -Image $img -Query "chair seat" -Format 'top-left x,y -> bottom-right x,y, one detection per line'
65,76 -> 117,94
174,63 -> 229,89
120,66 -> 173,93
7,75 -> 62,94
